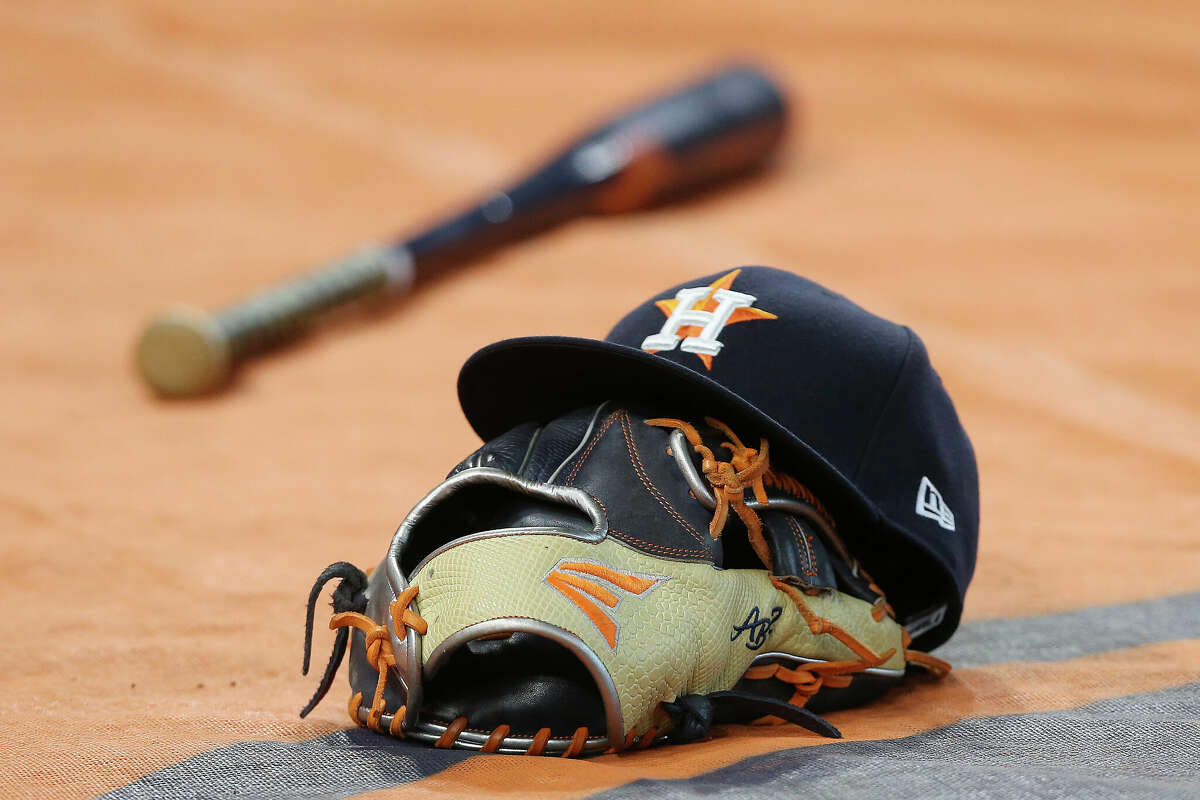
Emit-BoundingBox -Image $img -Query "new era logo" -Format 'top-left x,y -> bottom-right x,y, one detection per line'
545,560 -> 667,649
915,476 -> 955,531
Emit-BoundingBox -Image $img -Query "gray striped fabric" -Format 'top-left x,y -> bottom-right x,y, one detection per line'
936,591 -> 1200,667
97,591 -> 1200,799
587,682 -> 1200,800
95,728 -> 470,800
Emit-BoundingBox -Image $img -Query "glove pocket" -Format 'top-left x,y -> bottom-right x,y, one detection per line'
408,532 -> 769,749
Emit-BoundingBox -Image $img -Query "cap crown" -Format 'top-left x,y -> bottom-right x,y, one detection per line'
457,266 -> 979,647
604,267 -> 978,639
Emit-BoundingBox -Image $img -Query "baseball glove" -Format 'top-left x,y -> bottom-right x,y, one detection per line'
300,402 -> 949,756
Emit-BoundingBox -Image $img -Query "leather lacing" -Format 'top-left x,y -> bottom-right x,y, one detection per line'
430,718 -> 600,757
747,578 -> 951,715
331,588 -> 620,756
646,416 -> 951,728
331,585 -> 428,736
647,416 -> 777,570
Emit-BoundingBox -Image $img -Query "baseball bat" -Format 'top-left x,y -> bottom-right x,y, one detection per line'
135,63 -> 789,396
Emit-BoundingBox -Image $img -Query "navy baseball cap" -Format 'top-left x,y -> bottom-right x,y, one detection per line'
457,266 -> 978,650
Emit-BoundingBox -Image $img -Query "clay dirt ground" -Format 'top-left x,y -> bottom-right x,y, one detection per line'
1,1 -> 1197,798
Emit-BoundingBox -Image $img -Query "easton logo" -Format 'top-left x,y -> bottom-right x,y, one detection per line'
730,606 -> 782,650
641,269 -> 777,370
916,476 -> 956,531
544,560 -> 667,649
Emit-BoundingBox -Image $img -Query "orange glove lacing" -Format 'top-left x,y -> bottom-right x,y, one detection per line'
330,585 -> 427,737
646,416 -> 951,724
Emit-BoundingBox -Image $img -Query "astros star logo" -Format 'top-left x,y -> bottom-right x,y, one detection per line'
641,269 -> 777,369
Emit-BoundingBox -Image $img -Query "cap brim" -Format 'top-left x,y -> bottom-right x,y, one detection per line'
457,335 -> 960,650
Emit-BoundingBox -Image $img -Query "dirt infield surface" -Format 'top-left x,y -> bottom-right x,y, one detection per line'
1,2 -> 1197,798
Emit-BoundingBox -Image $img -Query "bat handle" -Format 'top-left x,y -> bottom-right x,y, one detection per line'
135,245 -> 413,396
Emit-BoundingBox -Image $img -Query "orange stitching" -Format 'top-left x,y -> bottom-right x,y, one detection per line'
565,412 -> 620,486
608,529 -> 706,558
762,469 -> 835,531
620,412 -> 709,546
597,491 -> 708,559
785,516 -> 819,577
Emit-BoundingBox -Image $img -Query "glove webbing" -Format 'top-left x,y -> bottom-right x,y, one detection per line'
649,416 -> 952,734
645,416 -> 775,569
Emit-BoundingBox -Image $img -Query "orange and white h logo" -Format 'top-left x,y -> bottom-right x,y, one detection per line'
545,560 -> 667,649
641,269 -> 777,370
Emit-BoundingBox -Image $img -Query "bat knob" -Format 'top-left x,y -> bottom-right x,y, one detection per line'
135,307 -> 231,397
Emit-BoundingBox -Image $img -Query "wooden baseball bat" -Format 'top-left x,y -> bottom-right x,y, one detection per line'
135,63 -> 789,396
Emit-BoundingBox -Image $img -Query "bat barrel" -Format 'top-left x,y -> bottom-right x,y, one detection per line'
400,64 -> 788,274
579,63 -> 789,212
